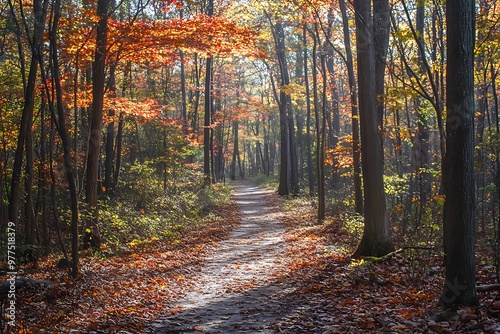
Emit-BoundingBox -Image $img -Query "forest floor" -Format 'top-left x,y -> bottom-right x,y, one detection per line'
4,181 -> 500,333
148,181 -> 290,333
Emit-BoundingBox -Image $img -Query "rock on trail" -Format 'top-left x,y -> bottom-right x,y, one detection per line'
148,181 -> 293,333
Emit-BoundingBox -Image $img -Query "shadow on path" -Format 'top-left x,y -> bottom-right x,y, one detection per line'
147,181 -> 295,333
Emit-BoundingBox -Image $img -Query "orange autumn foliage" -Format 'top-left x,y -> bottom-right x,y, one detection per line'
60,14 -> 267,66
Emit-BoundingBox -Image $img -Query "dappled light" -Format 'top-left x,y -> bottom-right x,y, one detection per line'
2,0 -> 500,332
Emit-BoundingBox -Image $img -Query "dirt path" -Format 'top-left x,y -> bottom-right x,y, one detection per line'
148,181 -> 293,333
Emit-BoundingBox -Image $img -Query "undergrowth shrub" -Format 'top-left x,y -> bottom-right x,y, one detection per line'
98,162 -> 231,246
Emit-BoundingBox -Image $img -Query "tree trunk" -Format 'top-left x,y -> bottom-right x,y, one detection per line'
8,0 -> 48,232
213,94 -> 223,182
326,59 -> 341,188
319,52 -> 327,221
24,119 -> 35,245
191,53 -> 201,134
210,117 -> 215,182
230,120 -> 239,180
288,105 -> 299,195
39,98 -> 49,250
179,9 -> 187,128
86,0 -> 110,249
264,116 -> 271,176
312,24 -> 325,221
352,0 -> 394,258
340,0 -> 363,214
50,0 -> 80,277
303,25 -> 315,197
203,56 -> 213,184
415,0 -> 431,207
203,0 -> 214,184
440,0 -> 478,306
104,65 -> 116,194
114,113 -> 124,186
271,21 -> 294,196
325,20 -> 341,188
373,0 -> 390,130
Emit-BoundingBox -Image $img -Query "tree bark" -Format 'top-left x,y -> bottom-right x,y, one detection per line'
113,114 -> 124,186
86,0 -> 110,249
352,0 -> 394,258
39,98 -> 49,250
230,121 -> 239,180
203,56 -> 213,184
415,0 -> 431,207
203,0 -> 214,185
325,9 -> 341,188
191,53 -> 201,134
49,0 -> 79,276
340,0 -> 363,214
24,118 -> 35,245
303,25 -> 315,197
104,65 -> 116,194
8,0 -> 48,233
311,24 -> 325,221
319,52 -> 327,221
179,10 -> 187,129
270,21 -> 291,196
373,0 -> 391,130
440,0 -> 478,306
271,20 -> 297,195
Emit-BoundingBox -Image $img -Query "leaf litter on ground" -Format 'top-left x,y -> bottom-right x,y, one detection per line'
4,186 -> 500,333
270,195 -> 500,333
5,203 -> 240,333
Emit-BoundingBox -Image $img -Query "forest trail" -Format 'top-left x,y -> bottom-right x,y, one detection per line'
148,181 -> 292,333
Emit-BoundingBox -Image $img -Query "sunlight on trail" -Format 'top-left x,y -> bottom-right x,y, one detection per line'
148,182 -> 289,333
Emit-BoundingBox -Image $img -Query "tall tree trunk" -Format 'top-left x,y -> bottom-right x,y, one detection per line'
203,0 -> 214,185
203,56 -> 213,184
326,52 -> 341,188
25,120 -> 35,245
311,24 -> 326,221
340,0 -> 363,214
288,103 -> 299,195
415,0 -> 431,207
179,9 -> 187,128
86,0 -> 110,249
180,50 -> 187,122
373,0 -> 390,130
325,9 -> 341,188
303,25 -> 314,197
294,43 -> 305,180
475,0 -> 490,235
312,24 -> 325,221
114,63 -> 130,187
50,0 -> 79,277
114,114 -> 124,186
264,115 -> 271,176
440,0 -> 478,306
48,116 -> 70,272
39,98 -> 49,250
210,117 -> 215,182
352,0 -> 394,258
272,21 -> 293,196
230,121 -> 239,180
191,53 -> 201,134
104,65 -> 116,193
492,63 -> 500,284
318,52 -> 327,221
8,0 -> 48,232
